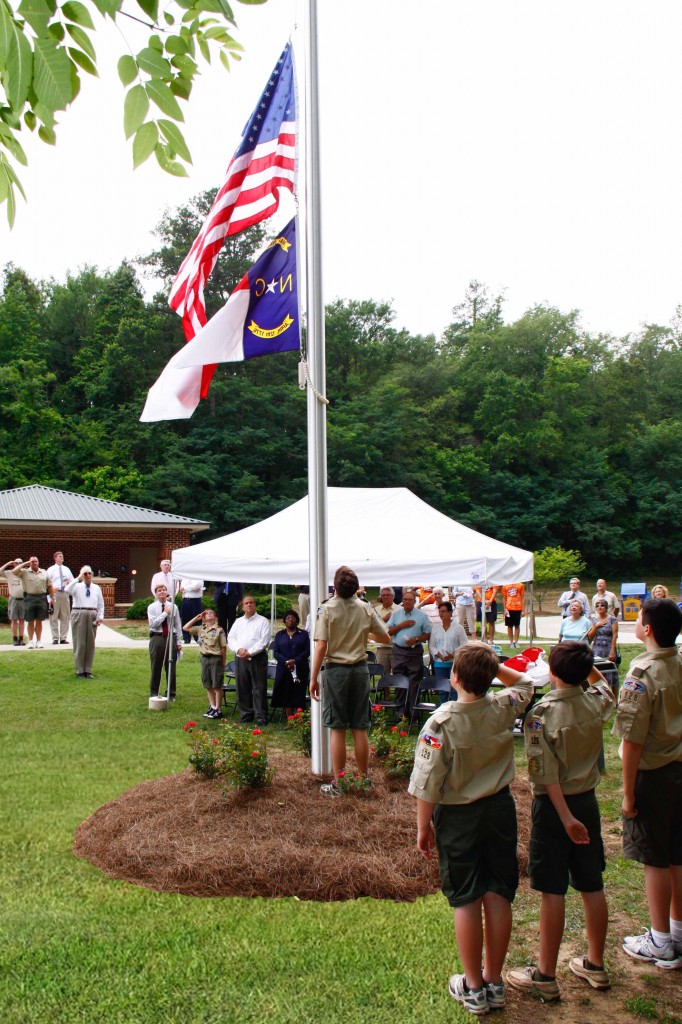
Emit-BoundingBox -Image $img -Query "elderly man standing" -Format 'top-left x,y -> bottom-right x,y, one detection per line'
371,586 -> 398,672
387,590 -> 432,712
227,595 -> 271,726
557,577 -> 590,618
1,558 -> 26,645
12,556 -> 52,649
311,565 -> 391,795
66,567 -> 104,678
591,578 -> 620,617
147,583 -> 183,700
46,550 -> 74,645
451,586 -> 476,638
150,559 -> 173,597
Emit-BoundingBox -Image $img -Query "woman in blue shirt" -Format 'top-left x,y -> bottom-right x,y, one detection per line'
558,600 -> 592,644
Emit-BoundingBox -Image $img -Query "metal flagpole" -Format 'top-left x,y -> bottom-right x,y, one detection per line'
303,0 -> 331,776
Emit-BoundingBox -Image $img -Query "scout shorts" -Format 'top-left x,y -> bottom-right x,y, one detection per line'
23,593 -> 48,621
200,654 -> 224,689
529,790 -> 605,894
623,761 -> 682,868
434,787 -> 518,907
8,596 -> 24,620
322,662 -> 371,730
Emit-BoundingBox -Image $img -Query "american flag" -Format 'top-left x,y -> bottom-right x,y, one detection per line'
169,42 -> 297,394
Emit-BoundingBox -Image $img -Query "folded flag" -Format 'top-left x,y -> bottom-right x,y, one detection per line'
140,218 -> 299,422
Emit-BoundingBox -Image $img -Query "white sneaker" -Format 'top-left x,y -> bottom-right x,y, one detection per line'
448,974 -> 489,1016
35,642 -> 43,649
26,640 -> 36,649
623,930 -> 681,969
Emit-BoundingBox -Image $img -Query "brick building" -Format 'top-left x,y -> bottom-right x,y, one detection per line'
0,486 -> 209,616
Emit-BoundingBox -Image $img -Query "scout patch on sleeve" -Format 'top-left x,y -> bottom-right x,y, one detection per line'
528,755 -> 544,774
525,717 -> 543,732
622,678 -> 646,694
420,732 -> 442,749
529,734 -> 541,746
417,745 -> 432,762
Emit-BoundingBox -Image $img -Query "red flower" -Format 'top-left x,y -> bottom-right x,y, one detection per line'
400,730 -> 408,737
287,715 -> 295,721
296,707 -> 303,713
371,705 -> 382,712
251,751 -> 260,757
370,745 -> 375,753
183,721 -> 197,731
337,771 -> 346,778
390,726 -> 398,733
252,728 -> 262,735
213,739 -> 218,745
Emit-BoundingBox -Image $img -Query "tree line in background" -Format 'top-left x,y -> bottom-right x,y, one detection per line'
1,190 -> 680,576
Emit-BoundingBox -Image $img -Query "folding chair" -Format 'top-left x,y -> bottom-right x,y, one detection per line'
408,675 -> 452,733
221,663 -> 239,717
369,673 -> 410,722
365,649 -> 377,663
367,662 -> 386,699
266,662 -> 283,723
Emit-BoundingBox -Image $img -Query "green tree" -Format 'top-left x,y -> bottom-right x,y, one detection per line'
533,547 -> 586,612
0,0 -> 269,225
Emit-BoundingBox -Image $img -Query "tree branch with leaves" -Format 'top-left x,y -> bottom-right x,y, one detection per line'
0,0 -> 268,225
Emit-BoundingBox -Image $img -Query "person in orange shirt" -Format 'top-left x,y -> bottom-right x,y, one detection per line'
474,586 -> 499,644
502,583 -> 525,649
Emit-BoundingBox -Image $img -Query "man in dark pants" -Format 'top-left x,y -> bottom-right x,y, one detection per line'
147,584 -> 183,700
387,589 -> 432,713
214,582 -> 244,634
227,594 -> 271,725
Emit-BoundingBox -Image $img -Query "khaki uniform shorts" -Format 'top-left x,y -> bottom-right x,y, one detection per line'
8,596 -> 24,620
322,662 -> 370,730
200,654 -> 224,690
434,787 -> 518,908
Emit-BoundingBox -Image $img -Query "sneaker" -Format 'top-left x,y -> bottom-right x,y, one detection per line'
506,966 -> 560,1002
569,956 -> 611,990
448,974 -> 489,1016
203,709 -> 214,718
483,980 -> 505,1010
35,642 -> 43,649
26,640 -> 36,649
12,637 -> 18,646
212,709 -> 223,719
624,931 -> 681,969
320,782 -> 341,797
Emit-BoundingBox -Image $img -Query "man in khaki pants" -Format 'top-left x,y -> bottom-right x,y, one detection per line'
47,551 -> 74,644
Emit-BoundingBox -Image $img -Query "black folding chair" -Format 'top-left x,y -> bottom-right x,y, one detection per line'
369,673 -> 410,722
221,663 -> 239,717
408,675 -> 451,733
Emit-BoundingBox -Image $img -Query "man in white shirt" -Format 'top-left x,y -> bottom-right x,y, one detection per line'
150,560 -> 173,597
591,579 -> 620,617
557,577 -> 590,618
46,550 -> 75,644
371,586 -> 398,672
147,583 -> 183,700
227,595 -> 271,726
179,577 -> 204,644
66,566 -> 104,678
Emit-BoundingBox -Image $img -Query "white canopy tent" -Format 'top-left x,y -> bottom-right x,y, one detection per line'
171,487 -> 534,586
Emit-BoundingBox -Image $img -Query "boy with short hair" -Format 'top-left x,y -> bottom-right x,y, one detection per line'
507,641 -> 615,1002
184,607 -> 227,719
409,642 -> 533,1016
613,598 -> 682,969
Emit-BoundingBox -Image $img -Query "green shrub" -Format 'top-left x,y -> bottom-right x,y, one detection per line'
0,595 -> 7,624
384,734 -> 416,780
336,771 -> 372,796
254,594 -> 295,619
185,720 -> 275,790
126,596 -> 154,619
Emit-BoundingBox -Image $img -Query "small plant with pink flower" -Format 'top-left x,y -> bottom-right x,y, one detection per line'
185,721 -> 275,790
287,706 -> 311,757
334,771 -> 372,796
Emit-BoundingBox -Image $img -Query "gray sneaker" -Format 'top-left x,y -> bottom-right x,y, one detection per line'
506,965 -> 560,1002
319,782 -> 340,797
483,980 -> 505,1010
448,974 -> 489,1016
623,930 -> 681,969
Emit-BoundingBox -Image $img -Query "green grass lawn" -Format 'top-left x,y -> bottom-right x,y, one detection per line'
0,645 -> 665,1023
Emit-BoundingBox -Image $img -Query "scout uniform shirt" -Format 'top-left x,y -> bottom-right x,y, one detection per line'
613,648 -> 682,770
314,595 -> 390,664
524,682 -> 615,795
188,622 -> 226,657
15,566 -> 50,595
408,674 -> 533,805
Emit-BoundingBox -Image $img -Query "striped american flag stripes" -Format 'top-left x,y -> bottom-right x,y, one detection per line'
169,42 -> 297,395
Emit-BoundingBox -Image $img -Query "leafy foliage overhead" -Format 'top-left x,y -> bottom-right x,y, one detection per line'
0,0 -> 268,224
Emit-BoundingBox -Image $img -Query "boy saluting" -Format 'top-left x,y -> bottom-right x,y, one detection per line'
409,642 -> 533,1016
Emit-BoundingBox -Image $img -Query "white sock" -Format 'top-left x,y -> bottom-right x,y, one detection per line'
651,928 -> 672,946
670,919 -> 682,943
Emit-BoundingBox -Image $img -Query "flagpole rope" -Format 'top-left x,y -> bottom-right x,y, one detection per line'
298,359 -> 329,404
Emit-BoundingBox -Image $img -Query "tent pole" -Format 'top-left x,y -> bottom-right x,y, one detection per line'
529,581 -> 534,645
304,0 -> 331,777
270,583 -> 276,640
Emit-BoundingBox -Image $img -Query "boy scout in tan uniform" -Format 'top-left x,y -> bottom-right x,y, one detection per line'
409,642 -> 533,1016
184,608 -> 227,719
310,565 -> 390,795
507,641 -> 614,1002
613,598 -> 682,969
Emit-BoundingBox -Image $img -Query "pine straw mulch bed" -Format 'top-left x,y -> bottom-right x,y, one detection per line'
73,753 -> 533,901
